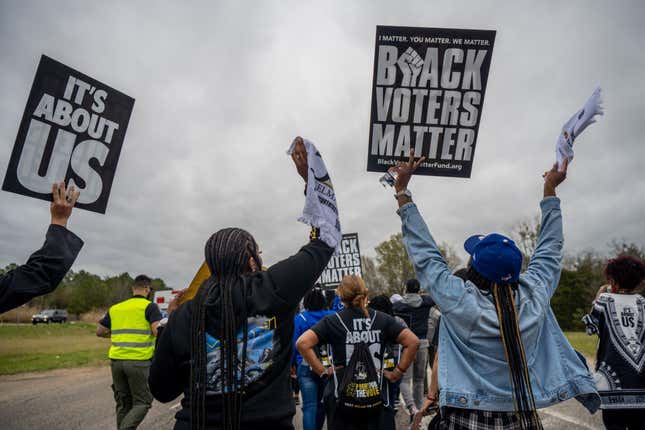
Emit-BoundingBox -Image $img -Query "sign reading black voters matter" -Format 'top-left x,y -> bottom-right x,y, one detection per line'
368,26 -> 495,178
319,233 -> 362,288
2,55 -> 135,213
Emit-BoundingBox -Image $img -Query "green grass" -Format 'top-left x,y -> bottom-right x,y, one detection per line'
0,322 -> 109,375
564,331 -> 598,358
0,325 -> 599,376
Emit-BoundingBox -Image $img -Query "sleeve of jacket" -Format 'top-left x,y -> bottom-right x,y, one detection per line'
398,202 -> 467,314
245,239 -> 334,316
523,197 -> 564,300
0,224 -> 83,314
149,304 -> 190,402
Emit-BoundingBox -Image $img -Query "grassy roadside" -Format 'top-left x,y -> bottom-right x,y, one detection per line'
565,331 -> 598,359
0,323 -> 110,375
0,324 -> 599,376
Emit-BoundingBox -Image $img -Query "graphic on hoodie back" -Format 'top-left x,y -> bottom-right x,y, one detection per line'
205,315 -> 276,394
593,294 -> 645,372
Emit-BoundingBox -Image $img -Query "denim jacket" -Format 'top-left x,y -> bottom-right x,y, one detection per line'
398,197 -> 600,413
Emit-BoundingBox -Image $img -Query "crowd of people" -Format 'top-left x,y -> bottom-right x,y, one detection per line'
0,143 -> 644,430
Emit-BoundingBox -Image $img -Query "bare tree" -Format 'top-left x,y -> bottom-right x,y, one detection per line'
512,215 -> 541,270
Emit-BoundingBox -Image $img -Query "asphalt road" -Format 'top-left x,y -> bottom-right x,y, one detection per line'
0,366 -> 604,429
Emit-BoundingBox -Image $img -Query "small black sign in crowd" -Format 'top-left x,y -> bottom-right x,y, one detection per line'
319,233 -> 362,288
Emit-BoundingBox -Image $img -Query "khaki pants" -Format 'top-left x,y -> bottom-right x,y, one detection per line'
110,359 -> 153,430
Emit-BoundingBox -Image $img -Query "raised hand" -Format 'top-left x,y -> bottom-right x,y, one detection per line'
392,148 -> 426,192
50,182 -> 80,227
543,158 -> 568,197
290,136 -> 308,182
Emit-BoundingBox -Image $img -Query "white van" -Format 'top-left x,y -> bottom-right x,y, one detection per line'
153,290 -> 181,317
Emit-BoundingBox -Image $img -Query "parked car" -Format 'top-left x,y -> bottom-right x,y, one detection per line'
32,309 -> 68,324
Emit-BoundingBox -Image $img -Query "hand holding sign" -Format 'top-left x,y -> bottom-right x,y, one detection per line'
542,160 -> 568,198
287,138 -> 342,250
392,148 -> 426,192
50,181 -> 80,228
290,136 -> 309,182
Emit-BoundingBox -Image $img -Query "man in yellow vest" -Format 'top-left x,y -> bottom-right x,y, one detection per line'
97,275 -> 162,430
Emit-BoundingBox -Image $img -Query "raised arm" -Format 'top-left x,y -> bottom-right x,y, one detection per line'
245,138 -> 335,315
246,238 -> 333,315
389,150 -> 467,312
524,161 -> 568,299
0,183 -> 83,314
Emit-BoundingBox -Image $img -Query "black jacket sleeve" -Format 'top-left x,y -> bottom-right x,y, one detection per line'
149,305 -> 190,403
149,238 -> 334,403
245,238 -> 334,316
0,224 -> 83,314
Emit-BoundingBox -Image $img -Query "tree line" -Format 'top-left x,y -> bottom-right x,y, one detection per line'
2,216 -> 643,329
0,265 -> 169,316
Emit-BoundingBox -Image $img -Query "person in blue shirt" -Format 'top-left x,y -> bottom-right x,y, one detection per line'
387,152 -> 599,430
330,291 -> 344,312
293,286 -> 334,430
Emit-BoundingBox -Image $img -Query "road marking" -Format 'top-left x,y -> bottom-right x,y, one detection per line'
171,402 -> 181,410
540,408 -> 594,429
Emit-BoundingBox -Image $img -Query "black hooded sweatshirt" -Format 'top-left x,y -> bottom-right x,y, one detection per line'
149,238 -> 333,430
0,224 -> 83,314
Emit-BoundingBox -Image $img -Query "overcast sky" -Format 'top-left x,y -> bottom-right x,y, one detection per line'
0,0 -> 643,288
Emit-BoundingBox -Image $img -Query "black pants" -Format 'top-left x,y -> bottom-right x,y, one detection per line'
322,370 -> 395,430
326,405 -> 395,430
602,409 -> 645,430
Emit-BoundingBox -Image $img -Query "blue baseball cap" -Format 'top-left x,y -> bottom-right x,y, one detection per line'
463,233 -> 522,284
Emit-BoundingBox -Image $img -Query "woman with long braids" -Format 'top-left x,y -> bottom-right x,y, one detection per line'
149,138 -> 336,430
387,151 -> 600,430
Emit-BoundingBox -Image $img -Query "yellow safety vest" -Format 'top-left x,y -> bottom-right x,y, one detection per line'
108,297 -> 155,360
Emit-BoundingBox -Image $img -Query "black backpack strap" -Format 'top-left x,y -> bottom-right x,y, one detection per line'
327,343 -> 340,399
335,311 -> 351,334
330,312 -> 349,399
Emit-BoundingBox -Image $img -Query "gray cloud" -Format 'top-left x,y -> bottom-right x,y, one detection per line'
1,0 -> 643,287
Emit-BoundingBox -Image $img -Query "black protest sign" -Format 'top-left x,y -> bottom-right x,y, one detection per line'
367,26 -> 496,178
319,233 -> 362,288
2,55 -> 135,213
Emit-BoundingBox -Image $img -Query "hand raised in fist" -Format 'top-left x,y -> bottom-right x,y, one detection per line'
51,182 -> 80,228
397,47 -> 424,87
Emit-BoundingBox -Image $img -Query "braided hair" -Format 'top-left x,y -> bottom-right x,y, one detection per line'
190,228 -> 261,430
466,267 -> 543,429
